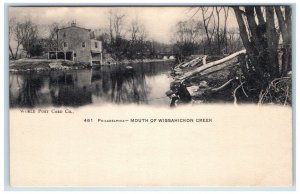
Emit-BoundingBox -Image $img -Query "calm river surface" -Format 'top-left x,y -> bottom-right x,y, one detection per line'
9,61 -> 174,108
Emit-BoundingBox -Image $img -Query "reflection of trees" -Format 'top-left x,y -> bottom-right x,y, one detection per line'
49,72 -> 92,107
10,61 -> 173,108
17,73 -> 43,107
9,73 -> 22,107
49,72 -> 75,85
131,61 -> 171,76
108,66 -> 149,104
50,85 -> 92,106
90,62 -> 173,105
101,67 -> 111,95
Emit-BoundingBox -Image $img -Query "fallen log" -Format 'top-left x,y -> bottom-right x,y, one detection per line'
202,55 -> 207,65
211,78 -> 236,92
193,55 -> 207,67
181,57 -> 200,68
186,78 -> 236,98
177,49 -> 246,82
180,56 -> 205,68
174,62 -> 185,69
195,59 -> 239,79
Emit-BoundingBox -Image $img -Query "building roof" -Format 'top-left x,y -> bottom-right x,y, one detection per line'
57,26 -> 91,32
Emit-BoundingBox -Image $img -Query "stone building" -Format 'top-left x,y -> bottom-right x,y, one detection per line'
48,22 -> 102,65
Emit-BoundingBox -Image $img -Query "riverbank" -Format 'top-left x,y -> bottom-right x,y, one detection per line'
166,53 -> 239,105
101,58 -> 175,66
9,58 -> 175,72
166,51 -> 292,106
9,59 -> 78,72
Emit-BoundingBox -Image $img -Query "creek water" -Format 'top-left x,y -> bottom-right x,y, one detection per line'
9,61 -> 175,108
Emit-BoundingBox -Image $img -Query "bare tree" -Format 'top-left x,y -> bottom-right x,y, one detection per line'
49,23 -> 59,49
9,18 -> 28,59
222,7 -> 230,53
173,19 -> 203,57
227,27 -> 243,53
127,18 -> 148,59
189,7 -> 236,55
9,18 -> 17,59
128,18 -> 147,42
274,6 -> 292,75
200,7 -> 215,53
47,22 -> 63,51
128,19 -> 139,42
108,9 -> 126,41
15,18 -> 39,58
215,7 -> 222,54
106,9 -> 128,60
232,5 -> 292,101
233,6 -> 291,78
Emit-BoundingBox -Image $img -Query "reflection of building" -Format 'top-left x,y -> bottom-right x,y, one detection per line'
48,21 -> 102,65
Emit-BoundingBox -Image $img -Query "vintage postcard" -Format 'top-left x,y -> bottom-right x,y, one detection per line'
8,5 -> 293,187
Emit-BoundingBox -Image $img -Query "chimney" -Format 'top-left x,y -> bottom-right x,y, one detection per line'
71,20 -> 76,27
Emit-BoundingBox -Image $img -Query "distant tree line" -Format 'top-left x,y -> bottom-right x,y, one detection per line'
94,9 -> 172,60
173,7 -> 244,59
9,10 -> 173,61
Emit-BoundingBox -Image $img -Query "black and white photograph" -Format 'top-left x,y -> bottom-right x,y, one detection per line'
8,6 -> 292,108
6,3 -> 295,189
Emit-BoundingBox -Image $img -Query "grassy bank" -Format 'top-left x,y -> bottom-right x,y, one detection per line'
9,58 -> 174,72
9,59 -> 78,72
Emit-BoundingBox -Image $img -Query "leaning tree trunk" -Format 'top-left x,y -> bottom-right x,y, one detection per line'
275,6 -> 292,76
235,6 -> 292,77
266,6 -> 279,78
285,6 -> 292,72
232,6 -> 292,104
233,7 -> 266,88
233,6 -> 292,86
9,45 -> 15,59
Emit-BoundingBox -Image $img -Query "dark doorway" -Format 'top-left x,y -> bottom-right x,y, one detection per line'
66,52 -> 73,60
57,52 -> 65,59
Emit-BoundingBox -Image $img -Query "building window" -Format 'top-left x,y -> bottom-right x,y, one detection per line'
82,42 -> 86,48
95,42 -> 98,48
63,42 -> 67,47
63,32 -> 66,37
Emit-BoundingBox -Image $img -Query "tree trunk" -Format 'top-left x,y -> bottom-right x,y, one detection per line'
223,7 -> 229,53
285,6 -> 292,72
274,6 -> 289,76
275,7 -> 288,43
202,8 -> 213,54
216,7 -> 221,54
244,7 -> 261,51
233,7 -> 264,79
9,45 -> 15,59
14,42 -> 20,59
266,6 -> 279,78
255,6 -> 265,25
232,8 -> 252,53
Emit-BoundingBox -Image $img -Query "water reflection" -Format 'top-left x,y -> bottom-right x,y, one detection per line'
10,61 -> 173,108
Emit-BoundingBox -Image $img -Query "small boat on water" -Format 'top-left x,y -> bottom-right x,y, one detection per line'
125,66 -> 133,70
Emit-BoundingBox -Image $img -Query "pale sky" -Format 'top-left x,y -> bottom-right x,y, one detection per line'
9,6 -> 238,43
